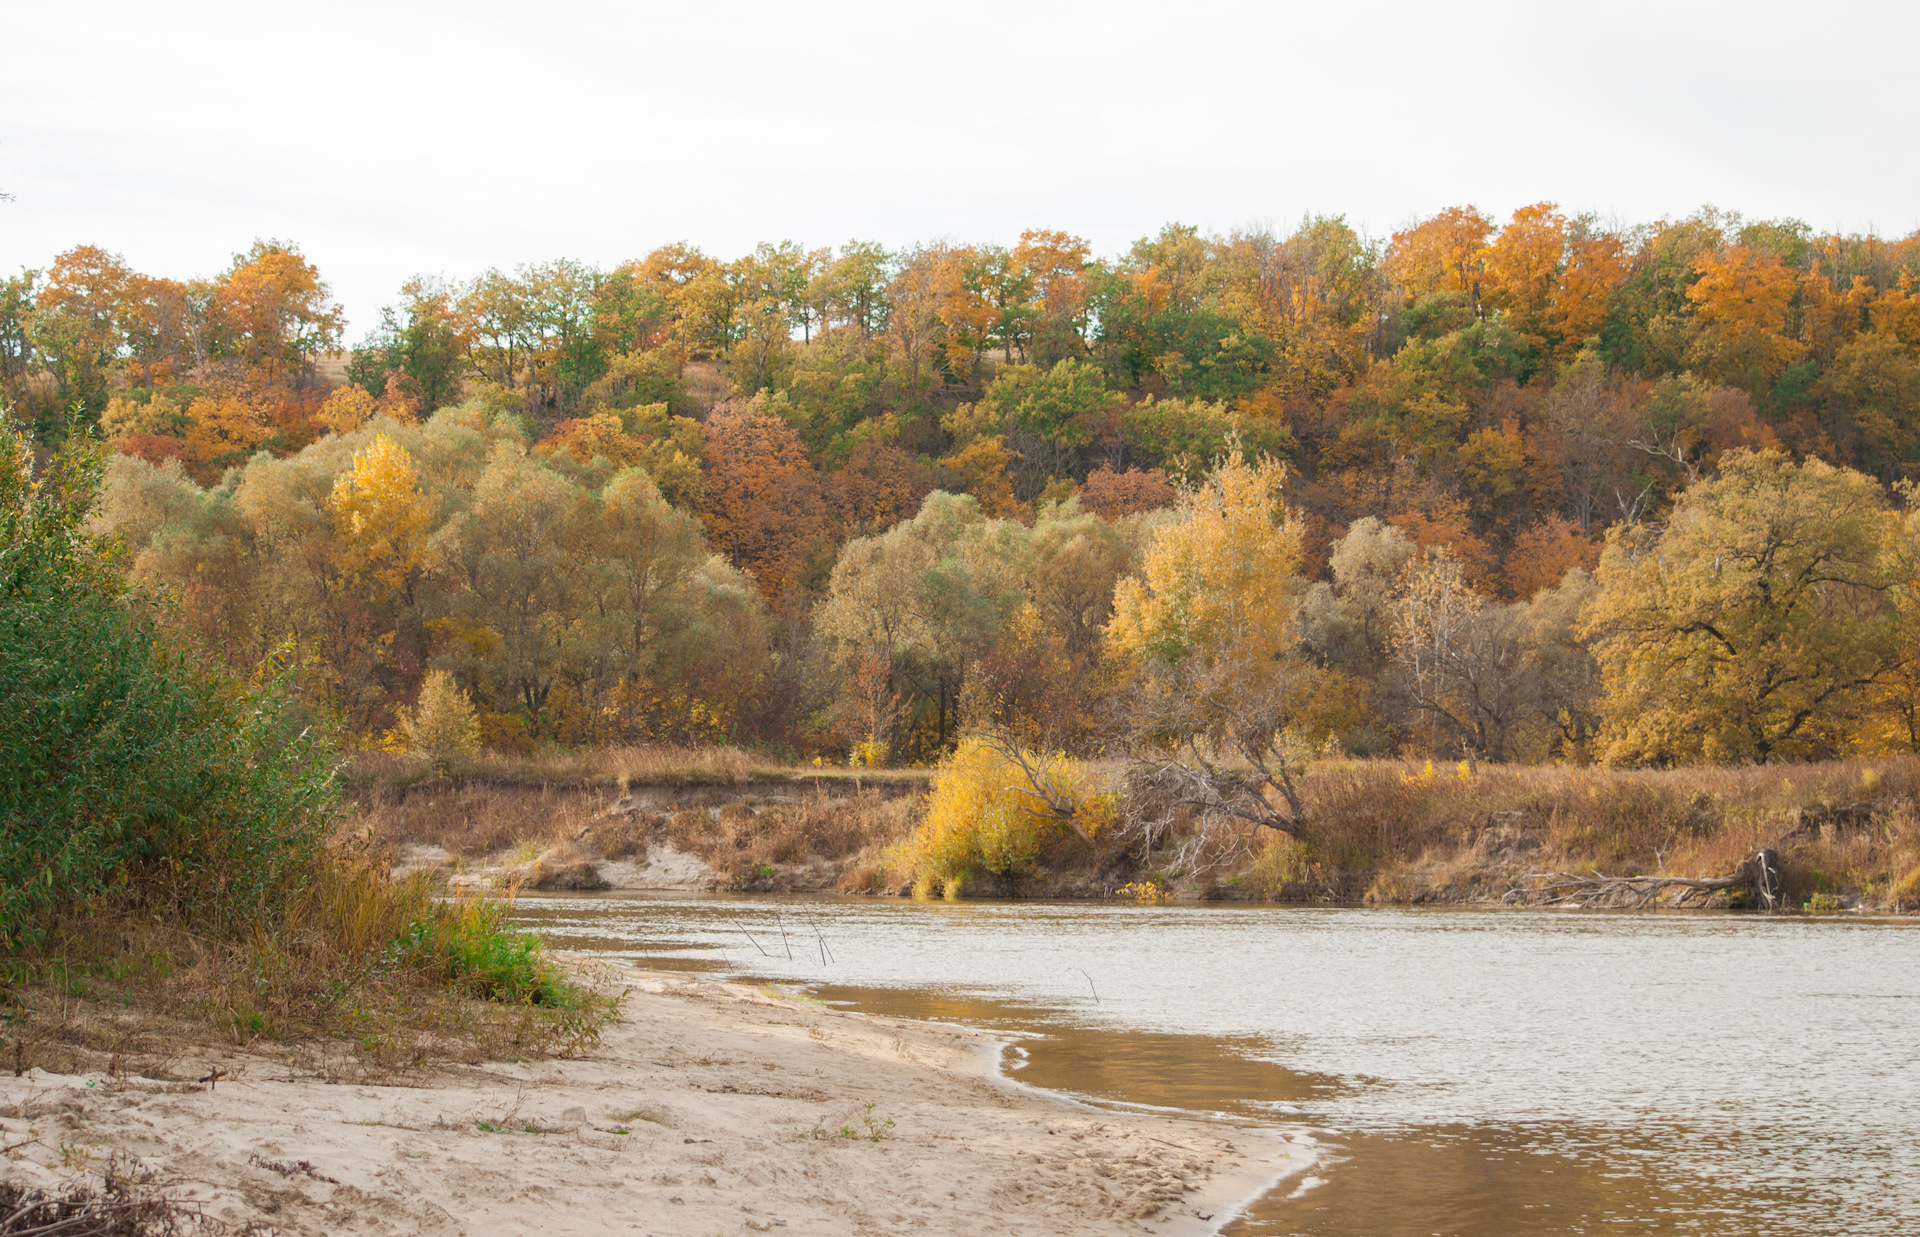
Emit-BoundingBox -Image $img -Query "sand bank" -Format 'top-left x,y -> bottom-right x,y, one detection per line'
0,962 -> 1310,1235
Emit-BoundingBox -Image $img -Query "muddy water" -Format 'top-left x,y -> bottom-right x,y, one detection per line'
511,895 -> 1920,1235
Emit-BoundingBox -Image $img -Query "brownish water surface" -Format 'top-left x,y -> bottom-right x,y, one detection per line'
514,895 -> 1919,1235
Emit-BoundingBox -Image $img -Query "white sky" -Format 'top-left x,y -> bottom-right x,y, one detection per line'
3,0 -> 1916,339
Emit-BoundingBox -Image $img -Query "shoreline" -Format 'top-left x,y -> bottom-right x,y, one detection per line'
0,961 -> 1312,1235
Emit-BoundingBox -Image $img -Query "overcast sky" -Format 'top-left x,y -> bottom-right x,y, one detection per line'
3,0 -> 1916,338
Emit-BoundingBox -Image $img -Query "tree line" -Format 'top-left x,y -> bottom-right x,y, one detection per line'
7,204 -> 1920,765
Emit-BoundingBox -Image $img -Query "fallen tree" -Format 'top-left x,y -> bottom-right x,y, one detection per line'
1505,848 -> 1784,910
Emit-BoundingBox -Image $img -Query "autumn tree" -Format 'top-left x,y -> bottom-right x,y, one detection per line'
699,402 -> 829,601
1386,206 -> 1495,318
394,669 -> 482,771
208,242 -> 344,379
1013,229 -> 1092,365
1685,245 -> 1803,403
1079,467 -> 1176,519
1480,202 -> 1567,348
815,491 -> 1028,757
29,246 -> 132,411
1583,450 -> 1906,762
1108,456 -> 1322,851
329,433 -> 432,604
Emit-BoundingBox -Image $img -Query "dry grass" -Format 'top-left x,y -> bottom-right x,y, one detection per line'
352,782 -> 622,860
1212,755 -> 1920,909
343,745 -> 935,792
0,851 -> 621,1082
344,744 -> 759,790
666,793 -> 920,891
351,763 -> 922,894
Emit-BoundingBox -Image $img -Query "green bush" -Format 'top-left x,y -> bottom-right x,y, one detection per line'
0,414 -> 335,949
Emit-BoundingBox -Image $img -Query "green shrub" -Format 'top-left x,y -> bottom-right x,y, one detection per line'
0,414 -> 334,948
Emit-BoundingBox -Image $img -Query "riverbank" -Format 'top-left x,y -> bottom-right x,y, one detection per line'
357,748 -> 1920,914
0,961 -> 1308,1235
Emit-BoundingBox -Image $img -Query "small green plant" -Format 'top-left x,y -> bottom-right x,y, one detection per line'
59,1141 -> 93,1170
838,1102 -> 894,1143
1805,892 -> 1844,914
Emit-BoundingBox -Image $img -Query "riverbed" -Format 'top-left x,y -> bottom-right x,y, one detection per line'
511,894 -> 1919,1236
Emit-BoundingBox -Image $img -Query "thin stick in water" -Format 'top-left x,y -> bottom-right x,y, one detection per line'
1077,968 -> 1099,1004
776,912 -> 793,960
726,914 -> 770,957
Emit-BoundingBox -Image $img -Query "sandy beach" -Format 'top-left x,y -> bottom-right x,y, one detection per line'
0,962 -> 1311,1235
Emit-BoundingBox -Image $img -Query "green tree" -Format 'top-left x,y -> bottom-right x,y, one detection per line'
348,276 -> 469,411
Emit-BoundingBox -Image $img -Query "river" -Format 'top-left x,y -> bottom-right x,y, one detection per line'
509,893 -> 1918,1236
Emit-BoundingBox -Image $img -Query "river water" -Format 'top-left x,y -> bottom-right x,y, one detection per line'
509,894 -> 1919,1236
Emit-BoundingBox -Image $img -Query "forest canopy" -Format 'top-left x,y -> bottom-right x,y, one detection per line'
7,205 -> 1920,766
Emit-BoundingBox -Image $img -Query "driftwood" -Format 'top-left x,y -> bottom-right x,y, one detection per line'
1506,849 -> 1784,910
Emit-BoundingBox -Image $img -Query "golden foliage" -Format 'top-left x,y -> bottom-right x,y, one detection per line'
1584,450 -> 1906,763
328,434 -> 432,600
393,670 -> 482,763
891,738 -> 1104,893
1109,454 -> 1300,672
316,384 -> 381,434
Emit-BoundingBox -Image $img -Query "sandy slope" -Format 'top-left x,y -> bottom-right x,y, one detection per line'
0,963 -> 1311,1236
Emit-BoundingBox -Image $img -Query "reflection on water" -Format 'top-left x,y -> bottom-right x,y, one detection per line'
512,894 -> 1920,1235
1232,1125 -> 1809,1236
804,983 -> 1342,1118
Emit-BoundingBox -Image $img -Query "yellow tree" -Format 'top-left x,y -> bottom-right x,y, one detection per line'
1685,245 -> 1803,400
1108,455 -> 1319,844
1480,202 -> 1567,345
315,383 -> 381,435
328,433 -> 432,604
1582,450 -> 1903,763
394,669 -> 482,772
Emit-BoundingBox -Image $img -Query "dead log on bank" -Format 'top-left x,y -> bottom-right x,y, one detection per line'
1505,849 -> 1784,910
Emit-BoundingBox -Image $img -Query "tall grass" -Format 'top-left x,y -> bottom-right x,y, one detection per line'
1229,755 -> 1920,907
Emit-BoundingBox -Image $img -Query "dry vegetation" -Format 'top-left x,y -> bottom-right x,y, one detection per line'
1217,755 -> 1920,911
343,745 -> 930,792
663,795 -> 919,891
346,745 -> 1920,913
0,1173 -> 231,1236
1,853 -> 622,1086
344,745 -> 764,791
352,756 -> 922,896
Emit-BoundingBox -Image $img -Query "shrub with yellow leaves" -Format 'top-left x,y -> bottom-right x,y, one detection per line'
390,670 -> 482,772
891,736 -> 1108,895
